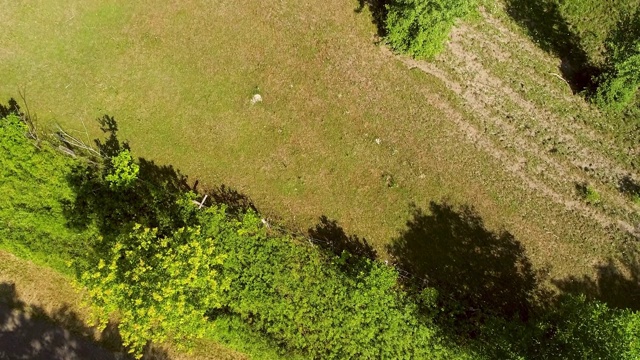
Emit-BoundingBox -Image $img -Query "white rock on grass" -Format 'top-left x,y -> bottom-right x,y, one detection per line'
251,94 -> 263,105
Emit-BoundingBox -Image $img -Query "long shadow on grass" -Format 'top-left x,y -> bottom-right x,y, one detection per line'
63,116 -> 256,240
355,0 -> 390,36
308,216 -> 377,260
505,0 -> 600,93
553,242 -> 640,311
0,282 -> 154,359
388,201 -> 538,337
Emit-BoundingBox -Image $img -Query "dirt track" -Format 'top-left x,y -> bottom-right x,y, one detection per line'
387,8 -> 639,239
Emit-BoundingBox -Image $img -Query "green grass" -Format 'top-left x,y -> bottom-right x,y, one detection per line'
1,0 -> 638,306
555,0 -> 640,66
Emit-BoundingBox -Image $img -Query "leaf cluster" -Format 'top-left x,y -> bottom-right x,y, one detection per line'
0,113 -> 92,271
385,0 -> 476,59
81,222 -> 229,358
209,211 -> 471,359
593,11 -> 640,112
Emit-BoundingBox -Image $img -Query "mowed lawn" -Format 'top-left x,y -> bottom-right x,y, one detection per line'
0,0 -> 632,287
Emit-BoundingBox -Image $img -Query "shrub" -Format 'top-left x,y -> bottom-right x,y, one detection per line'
0,113 -> 92,271
385,0 -> 476,59
594,50 -> 640,112
105,149 -> 139,189
594,12 -> 640,111
575,182 -> 601,205
533,295 -> 639,359
208,211 -> 472,359
80,221 -> 229,358
479,295 -> 640,359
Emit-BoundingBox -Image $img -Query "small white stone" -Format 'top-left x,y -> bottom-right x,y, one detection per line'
375,138 -> 381,145
251,94 -> 263,105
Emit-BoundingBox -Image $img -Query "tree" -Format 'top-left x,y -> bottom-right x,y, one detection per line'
385,0 -> 476,59
105,149 -> 139,189
80,220 -> 229,358
594,11 -> 640,111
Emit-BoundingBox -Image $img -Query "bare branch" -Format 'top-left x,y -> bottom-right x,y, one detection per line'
53,124 -> 104,159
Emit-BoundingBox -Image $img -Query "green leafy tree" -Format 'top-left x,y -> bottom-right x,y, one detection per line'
385,0 -> 476,59
105,149 -> 139,189
594,12 -> 640,111
0,113 -> 90,271
481,294 -> 640,359
210,211 -> 473,359
80,220 -> 229,358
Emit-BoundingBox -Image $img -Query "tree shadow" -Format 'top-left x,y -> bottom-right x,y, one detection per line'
553,243 -> 640,310
0,98 -> 21,119
618,175 -> 640,200
94,115 -> 130,158
387,201 -> 538,336
63,115 -> 256,240
308,216 -> 377,261
63,157 -> 198,240
505,0 -> 600,93
355,0 -> 390,37
0,282 -> 172,359
205,184 -> 257,215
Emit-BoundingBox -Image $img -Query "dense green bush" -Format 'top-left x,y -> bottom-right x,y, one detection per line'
207,210 -> 471,359
104,149 -> 139,189
594,11 -> 640,112
594,53 -> 640,111
81,222 -> 229,358
0,113 -> 92,271
479,295 -> 640,359
385,0 -> 476,59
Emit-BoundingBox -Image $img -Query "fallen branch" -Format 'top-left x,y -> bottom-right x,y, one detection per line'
549,72 -> 570,87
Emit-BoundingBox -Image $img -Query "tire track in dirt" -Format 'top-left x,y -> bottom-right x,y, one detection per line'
443,32 -> 639,217
451,21 -> 635,180
414,81 -> 636,235
380,11 -> 639,236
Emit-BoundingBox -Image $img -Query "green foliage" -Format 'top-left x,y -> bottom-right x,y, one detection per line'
385,0 -> 476,59
576,183 -> 601,205
209,211 -> 472,359
105,149 -> 139,189
481,295 -> 639,359
207,315 -> 307,360
80,222 -> 229,358
621,311 -> 640,358
584,185 -> 602,204
542,295 -> 628,359
67,154 -> 199,241
0,113 -> 92,272
594,47 -> 640,112
594,11 -> 640,112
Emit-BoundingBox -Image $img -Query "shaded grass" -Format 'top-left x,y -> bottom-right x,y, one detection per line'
505,0 -> 640,106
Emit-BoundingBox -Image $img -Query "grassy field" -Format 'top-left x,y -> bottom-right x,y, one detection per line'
1,0 -> 639,313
